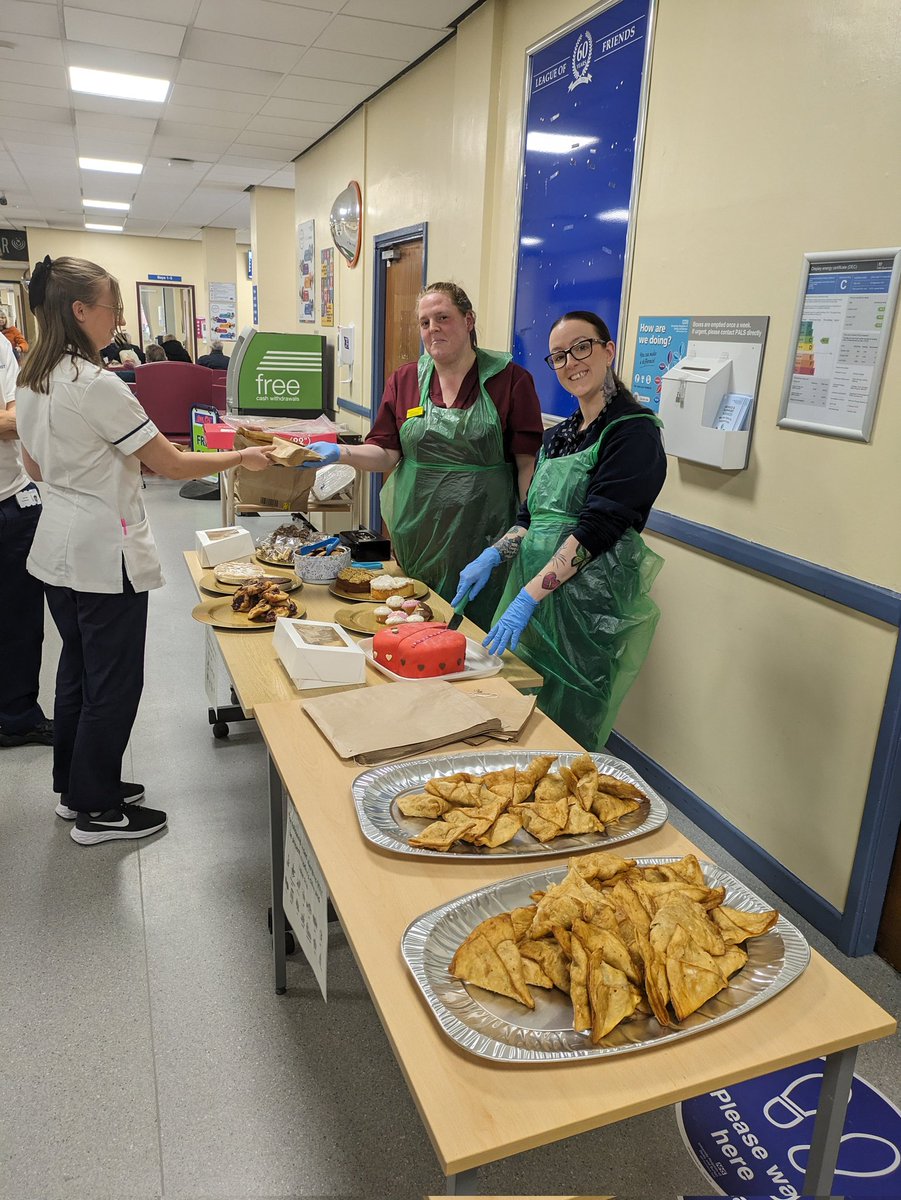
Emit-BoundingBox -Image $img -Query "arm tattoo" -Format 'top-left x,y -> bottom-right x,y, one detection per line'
541,571 -> 562,591
571,542 -> 592,573
493,526 -> 526,562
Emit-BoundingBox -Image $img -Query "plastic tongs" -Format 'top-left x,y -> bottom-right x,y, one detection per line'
447,586 -> 470,632
299,535 -> 341,557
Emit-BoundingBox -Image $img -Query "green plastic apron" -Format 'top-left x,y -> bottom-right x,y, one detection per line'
495,413 -> 664,751
380,348 -> 518,630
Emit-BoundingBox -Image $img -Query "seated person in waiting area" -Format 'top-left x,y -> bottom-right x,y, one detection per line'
197,339 -> 229,370
100,329 -> 145,366
161,334 -> 192,363
145,344 -> 166,363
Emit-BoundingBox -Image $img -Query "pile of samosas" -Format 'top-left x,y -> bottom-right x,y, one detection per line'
449,850 -> 779,1043
399,754 -> 645,851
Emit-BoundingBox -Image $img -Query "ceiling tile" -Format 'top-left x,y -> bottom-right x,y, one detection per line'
233,130 -> 312,153
156,118 -> 240,143
65,41 -> 177,79
167,83 -> 263,115
194,0 -> 331,46
2,1 -> 63,38
162,104 -> 249,132
180,29 -> 303,74
64,0 -> 188,23
63,7 -> 187,58
12,101 -> 73,125
71,94 -> 167,123
260,96 -> 349,123
176,58 -> 281,97
245,114 -> 331,139
4,119 -> 76,142
0,59 -> 67,88
0,34 -> 65,66
152,135 -> 231,158
204,163 -> 272,186
0,82 -> 69,108
76,111 -> 159,138
260,167 -> 296,188
314,14 -> 445,60
293,46 -> 406,87
219,148 -> 294,166
340,0 -> 461,29
274,73 -> 372,107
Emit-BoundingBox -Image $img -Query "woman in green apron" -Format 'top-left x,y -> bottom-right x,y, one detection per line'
456,311 -> 667,751
301,283 -> 544,630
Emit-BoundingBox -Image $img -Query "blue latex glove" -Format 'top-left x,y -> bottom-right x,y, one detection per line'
298,441 -> 341,468
451,547 -> 502,606
483,588 -> 538,656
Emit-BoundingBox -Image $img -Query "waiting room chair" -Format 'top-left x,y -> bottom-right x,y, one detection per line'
132,362 -> 214,445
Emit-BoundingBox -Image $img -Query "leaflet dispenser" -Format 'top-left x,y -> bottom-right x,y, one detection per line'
658,356 -> 752,469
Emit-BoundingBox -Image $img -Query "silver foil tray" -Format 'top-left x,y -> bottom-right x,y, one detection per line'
402,857 -> 810,1062
352,750 -> 667,860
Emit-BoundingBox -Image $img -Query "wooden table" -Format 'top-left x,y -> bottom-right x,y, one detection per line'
254,699 -> 896,1196
184,551 -> 542,730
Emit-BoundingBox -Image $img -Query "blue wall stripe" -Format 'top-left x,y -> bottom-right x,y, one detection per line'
337,397 -> 370,419
607,730 -> 845,944
646,510 -> 901,627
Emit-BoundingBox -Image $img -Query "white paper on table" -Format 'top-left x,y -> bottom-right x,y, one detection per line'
283,804 -> 328,1000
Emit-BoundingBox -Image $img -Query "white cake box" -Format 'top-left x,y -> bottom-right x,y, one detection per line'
273,618 -> 366,690
194,526 -> 255,568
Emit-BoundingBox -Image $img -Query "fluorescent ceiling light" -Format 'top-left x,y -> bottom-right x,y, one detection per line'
520,236 -> 543,247
85,222 -> 124,232
596,208 -> 630,222
526,132 -> 598,154
69,66 -> 169,103
79,157 -> 143,175
83,199 -> 130,211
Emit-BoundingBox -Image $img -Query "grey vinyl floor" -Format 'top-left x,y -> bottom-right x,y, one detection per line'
1,478 -> 898,1200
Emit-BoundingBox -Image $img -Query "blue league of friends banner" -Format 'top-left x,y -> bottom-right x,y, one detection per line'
511,0 -> 653,418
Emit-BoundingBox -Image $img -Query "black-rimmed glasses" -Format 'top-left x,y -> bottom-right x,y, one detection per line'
544,337 -> 606,370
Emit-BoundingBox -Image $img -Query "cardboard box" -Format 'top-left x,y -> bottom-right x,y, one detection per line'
195,526 -> 255,568
233,431 -> 317,511
273,618 -> 366,690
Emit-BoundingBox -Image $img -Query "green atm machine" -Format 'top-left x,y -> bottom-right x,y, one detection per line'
226,326 -> 327,418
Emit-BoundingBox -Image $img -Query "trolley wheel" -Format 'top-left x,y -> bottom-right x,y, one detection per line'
212,721 -> 229,739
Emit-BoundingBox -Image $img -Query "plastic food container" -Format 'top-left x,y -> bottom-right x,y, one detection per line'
293,544 -> 351,583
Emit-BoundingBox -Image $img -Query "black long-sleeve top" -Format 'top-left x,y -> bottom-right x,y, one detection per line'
516,386 -> 667,557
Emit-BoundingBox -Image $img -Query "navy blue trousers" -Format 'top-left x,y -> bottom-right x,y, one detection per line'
0,484 -> 46,734
44,565 -> 148,812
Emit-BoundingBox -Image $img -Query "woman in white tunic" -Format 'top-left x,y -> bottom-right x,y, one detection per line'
16,255 -> 273,845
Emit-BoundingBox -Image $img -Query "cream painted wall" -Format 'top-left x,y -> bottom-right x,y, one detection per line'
251,186 -> 299,335
26,228 -> 204,356
288,0 -> 901,917
235,243 -> 252,341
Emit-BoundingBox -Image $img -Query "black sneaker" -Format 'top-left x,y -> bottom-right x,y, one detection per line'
0,718 -> 54,748
71,804 -> 167,846
56,781 -> 145,820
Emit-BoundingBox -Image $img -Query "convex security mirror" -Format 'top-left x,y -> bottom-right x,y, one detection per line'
329,180 -> 362,268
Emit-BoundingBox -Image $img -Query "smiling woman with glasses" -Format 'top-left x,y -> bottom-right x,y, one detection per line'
453,309 -> 668,751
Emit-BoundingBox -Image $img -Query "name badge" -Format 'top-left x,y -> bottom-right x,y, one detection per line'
15,487 -> 41,509
405,406 -> 424,419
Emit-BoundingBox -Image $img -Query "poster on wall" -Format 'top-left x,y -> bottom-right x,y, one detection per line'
511,0 -> 655,418
297,219 -> 315,324
777,248 -> 900,442
632,315 -> 768,418
320,247 -> 335,327
208,282 -> 237,341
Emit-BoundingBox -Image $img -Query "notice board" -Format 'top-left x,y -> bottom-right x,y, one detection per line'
511,0 -> 654,418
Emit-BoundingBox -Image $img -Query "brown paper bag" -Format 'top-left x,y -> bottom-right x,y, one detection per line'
269,435 -> 322,467
233,431 -> 317,510
302,680 -> 503,763
462,688 -> 538,744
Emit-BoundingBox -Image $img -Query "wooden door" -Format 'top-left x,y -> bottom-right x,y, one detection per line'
383,238 -> 423,388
